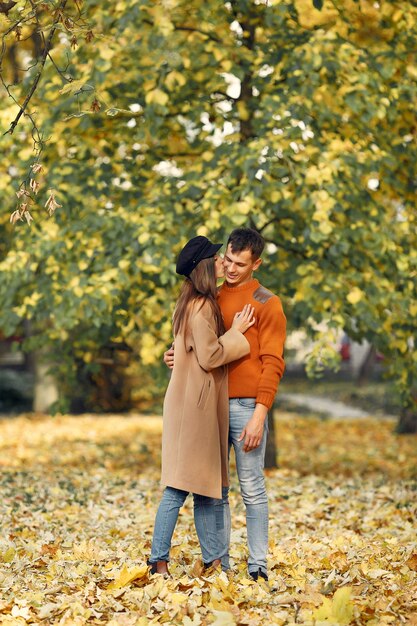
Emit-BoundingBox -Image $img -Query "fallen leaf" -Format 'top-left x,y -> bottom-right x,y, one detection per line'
107,564 -> 149,590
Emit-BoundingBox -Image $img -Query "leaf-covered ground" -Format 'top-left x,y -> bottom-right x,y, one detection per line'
0,412 -> 416,625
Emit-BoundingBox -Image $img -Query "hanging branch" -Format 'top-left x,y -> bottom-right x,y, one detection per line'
4,0 -> 69,137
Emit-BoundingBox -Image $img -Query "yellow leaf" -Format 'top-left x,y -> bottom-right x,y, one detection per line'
2,547 -> 15,563
23,292 -> 42,307
313,586 -> 354,625
107,564 -> 148,590
318,221 -> 333,235
312,189 -> 335,211
406,65 -> 417,80
221,59 -> 233,71
183,616 -> 202,626
100,47 -> 115,61
138,232 -> 150,244
211,610 -> 236,625
59,78 -> 89,96
165,71 -> 186,90
145,88 -> 169,106
294,0 -> 338,29
237,101 -> 250,121
235,196 -> 254,215
391,9 -> 403,22
169,592 -> 190,604
391,339 -> 408,354
346,287 -> 364,305
118,259 -> 130,270
213,48 -> 224,62
144,5 -> 174,36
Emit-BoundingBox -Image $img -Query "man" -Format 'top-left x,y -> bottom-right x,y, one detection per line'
165,227 -> 286,581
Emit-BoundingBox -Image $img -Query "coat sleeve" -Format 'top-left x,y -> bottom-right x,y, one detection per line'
189,302 -> 250,372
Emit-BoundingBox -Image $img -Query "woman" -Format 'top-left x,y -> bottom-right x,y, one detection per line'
148,235 -> 255,575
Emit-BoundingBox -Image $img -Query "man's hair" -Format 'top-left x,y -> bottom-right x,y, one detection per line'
227,228 -> 265,260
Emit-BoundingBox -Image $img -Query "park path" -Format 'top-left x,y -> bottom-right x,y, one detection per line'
278,393 -> 395,419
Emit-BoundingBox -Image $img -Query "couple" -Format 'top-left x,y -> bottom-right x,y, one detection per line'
148,227 -> 286,581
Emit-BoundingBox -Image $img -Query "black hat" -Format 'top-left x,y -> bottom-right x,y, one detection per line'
176,236 -> 222,277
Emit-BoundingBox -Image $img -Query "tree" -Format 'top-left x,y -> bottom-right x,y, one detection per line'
0,0 -> 416,430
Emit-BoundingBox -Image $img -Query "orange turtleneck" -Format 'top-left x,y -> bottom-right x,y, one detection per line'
217,278 -> 286,409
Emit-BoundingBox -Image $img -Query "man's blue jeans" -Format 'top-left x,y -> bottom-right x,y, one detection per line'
149,487 -> 224,565
216,398 -> 269,575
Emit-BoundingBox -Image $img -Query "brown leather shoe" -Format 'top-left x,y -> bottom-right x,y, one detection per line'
147,559 -> 169,575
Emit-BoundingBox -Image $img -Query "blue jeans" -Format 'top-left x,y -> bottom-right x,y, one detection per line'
150,487 -> 224,564
216,398 -> 269,575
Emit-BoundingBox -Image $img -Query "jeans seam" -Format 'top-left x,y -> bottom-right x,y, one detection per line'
201,499 -> 211,562
230,399 -> 268,572
194,494 -> 219,563
151,488 -> 186,562
153,490 -> 175,561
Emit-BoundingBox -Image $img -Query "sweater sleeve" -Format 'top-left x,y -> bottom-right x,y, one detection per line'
256,296 -> 286,408
190,302 -> 250,372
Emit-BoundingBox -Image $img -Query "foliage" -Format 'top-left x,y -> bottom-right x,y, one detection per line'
0,0 -> 416,413
1,411 -> 416,624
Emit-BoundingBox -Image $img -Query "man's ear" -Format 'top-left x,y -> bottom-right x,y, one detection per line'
253,258 -> 262,272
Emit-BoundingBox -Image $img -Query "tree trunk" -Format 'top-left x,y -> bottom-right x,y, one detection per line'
356,345 -> 377,385
264,407 -> 278,468
33,354 -> 59,413
396,407 -> 417,434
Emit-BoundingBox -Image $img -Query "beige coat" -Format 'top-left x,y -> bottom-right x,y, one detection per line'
161,300 -> 250,498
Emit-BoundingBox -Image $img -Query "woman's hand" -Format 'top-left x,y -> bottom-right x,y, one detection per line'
163,344 -> 175,369
231,304 -> 256,334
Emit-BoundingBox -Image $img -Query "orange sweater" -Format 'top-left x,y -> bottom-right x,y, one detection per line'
218,278 -> 286,409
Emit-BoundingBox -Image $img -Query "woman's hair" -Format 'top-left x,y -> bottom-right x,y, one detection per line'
173,257 -> 225,337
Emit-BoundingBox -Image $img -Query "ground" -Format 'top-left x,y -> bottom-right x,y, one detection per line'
0,412 -> 416,625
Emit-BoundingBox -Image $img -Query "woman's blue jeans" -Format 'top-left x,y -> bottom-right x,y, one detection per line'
149,486 -> 224,564
215,398 -> 269,576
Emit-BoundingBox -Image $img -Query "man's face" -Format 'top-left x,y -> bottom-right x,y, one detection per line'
223,244 -> 262,287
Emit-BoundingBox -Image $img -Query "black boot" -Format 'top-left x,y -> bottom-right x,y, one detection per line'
203,558 -> 221,571
250,568 -> 268,581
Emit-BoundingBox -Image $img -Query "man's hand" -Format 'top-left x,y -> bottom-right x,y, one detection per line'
238,403 -> 268,452
164,345 -> 175,369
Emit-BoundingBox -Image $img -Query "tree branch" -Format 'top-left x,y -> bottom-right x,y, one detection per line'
173,24 -> 221,44
47,51 -> 72,82
141,18 -> 221,44
211,90 -> 238,102
4,0 -> 69,136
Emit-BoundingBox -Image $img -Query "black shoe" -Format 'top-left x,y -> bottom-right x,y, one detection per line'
203,559 -> 222,571
147,559 -> 158,574
249,568 -> 268,581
